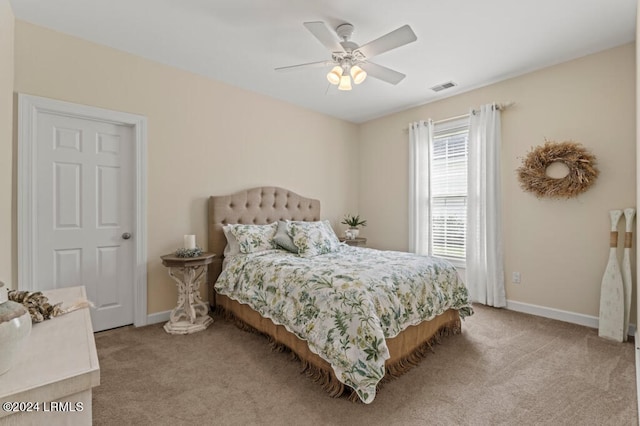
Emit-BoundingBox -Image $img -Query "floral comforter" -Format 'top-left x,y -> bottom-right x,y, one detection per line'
214,245 -> 473,403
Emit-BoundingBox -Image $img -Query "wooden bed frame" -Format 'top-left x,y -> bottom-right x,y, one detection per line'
208,186 -> 462,400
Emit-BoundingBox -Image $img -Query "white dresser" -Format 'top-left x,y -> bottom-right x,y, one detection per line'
0,286 -> 99,425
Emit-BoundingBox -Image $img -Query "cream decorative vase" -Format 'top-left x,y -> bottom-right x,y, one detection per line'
0,282 -> 32,375
349,228 -> 360,238
621,208 -> 636,341
598,210 -> 624,342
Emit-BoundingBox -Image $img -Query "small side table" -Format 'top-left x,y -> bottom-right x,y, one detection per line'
161,252 -> 215,335
339,237 -> 367,247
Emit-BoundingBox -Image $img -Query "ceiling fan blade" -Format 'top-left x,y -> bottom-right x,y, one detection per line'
303,21 -> 345,53
359,62 -> 406,85
356,25 -> 417,59
275,60 -> 335,72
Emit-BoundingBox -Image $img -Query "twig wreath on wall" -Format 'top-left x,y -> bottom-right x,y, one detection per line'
517,140 -> 599,198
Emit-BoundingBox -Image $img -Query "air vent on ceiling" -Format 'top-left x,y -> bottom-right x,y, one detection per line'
430,81 -> 457,92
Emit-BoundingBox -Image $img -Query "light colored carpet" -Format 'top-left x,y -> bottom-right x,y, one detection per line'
93,305 -> 637,425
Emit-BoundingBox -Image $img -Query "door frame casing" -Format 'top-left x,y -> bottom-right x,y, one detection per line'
18,94 -> 148,327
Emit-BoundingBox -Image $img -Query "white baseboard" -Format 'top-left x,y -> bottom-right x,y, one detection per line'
148,300 -> 636,335
146,310 -> 171,325
149,300 -> 636,337
506,299 -> 636,337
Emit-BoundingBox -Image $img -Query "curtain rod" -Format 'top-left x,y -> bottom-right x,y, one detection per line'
402,101 -> 515,132
434,113 -> 469,125
471,101 -> 515,115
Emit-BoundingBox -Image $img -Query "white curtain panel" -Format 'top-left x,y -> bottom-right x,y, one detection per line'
408,120 -> 433,255
467,104 -> 506,307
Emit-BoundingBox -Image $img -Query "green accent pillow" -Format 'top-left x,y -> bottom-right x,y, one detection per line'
273,221 -> 299,253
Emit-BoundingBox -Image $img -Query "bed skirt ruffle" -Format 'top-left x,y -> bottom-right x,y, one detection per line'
213,293 -> 462,402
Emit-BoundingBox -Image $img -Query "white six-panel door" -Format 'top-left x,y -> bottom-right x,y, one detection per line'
35,113 -> 134,331
18,94 -> 147,333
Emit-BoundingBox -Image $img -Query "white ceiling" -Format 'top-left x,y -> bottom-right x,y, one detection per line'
9,0 -> 637,123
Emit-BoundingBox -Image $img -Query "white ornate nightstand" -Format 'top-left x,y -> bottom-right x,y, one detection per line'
161,252 -> 214,334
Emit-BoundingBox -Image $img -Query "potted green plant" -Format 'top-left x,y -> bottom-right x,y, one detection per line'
341,214 -> 367,238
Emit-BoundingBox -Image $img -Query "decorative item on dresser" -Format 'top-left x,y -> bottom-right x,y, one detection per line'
161,252 -> 214,334
0,281 -> 31,376
0,286 -> 99,425
7,289 -> 93,323
207,186 -> 472,403
339,237 -> 367,247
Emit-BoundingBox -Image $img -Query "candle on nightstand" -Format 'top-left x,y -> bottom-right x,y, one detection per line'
183,235 -> 196,249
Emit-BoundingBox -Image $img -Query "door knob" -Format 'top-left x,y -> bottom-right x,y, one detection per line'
122,232 -> 132,240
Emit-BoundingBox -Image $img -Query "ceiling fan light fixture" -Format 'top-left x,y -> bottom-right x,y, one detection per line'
327,66 -> 343,85
350,65 -> 367,84
338,75 -> 352,91
276,21 -> 417,91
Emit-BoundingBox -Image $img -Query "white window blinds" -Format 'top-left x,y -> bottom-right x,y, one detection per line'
430,121 -> 469,261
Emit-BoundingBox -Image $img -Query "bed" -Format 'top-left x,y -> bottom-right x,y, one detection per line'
208,186 -> 472,403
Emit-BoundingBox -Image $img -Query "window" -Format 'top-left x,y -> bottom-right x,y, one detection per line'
430,119 -> 469,263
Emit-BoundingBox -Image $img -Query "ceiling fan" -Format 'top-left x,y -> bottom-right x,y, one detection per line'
275,21 -> 417,91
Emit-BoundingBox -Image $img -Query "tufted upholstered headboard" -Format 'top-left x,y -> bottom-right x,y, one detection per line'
207,186 -> 320,305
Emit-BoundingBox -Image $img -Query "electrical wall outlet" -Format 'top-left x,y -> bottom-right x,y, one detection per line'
512,272 -> 521,284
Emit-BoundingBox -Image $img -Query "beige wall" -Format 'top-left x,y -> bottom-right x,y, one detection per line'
8,18 -> 637,323
13,21 -> 359,314
0,0 -> 13,289
359,44 -> 636,320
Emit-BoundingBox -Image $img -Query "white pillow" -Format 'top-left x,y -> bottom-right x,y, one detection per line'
287,220 -> 340,257
222,225 -> 241,257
